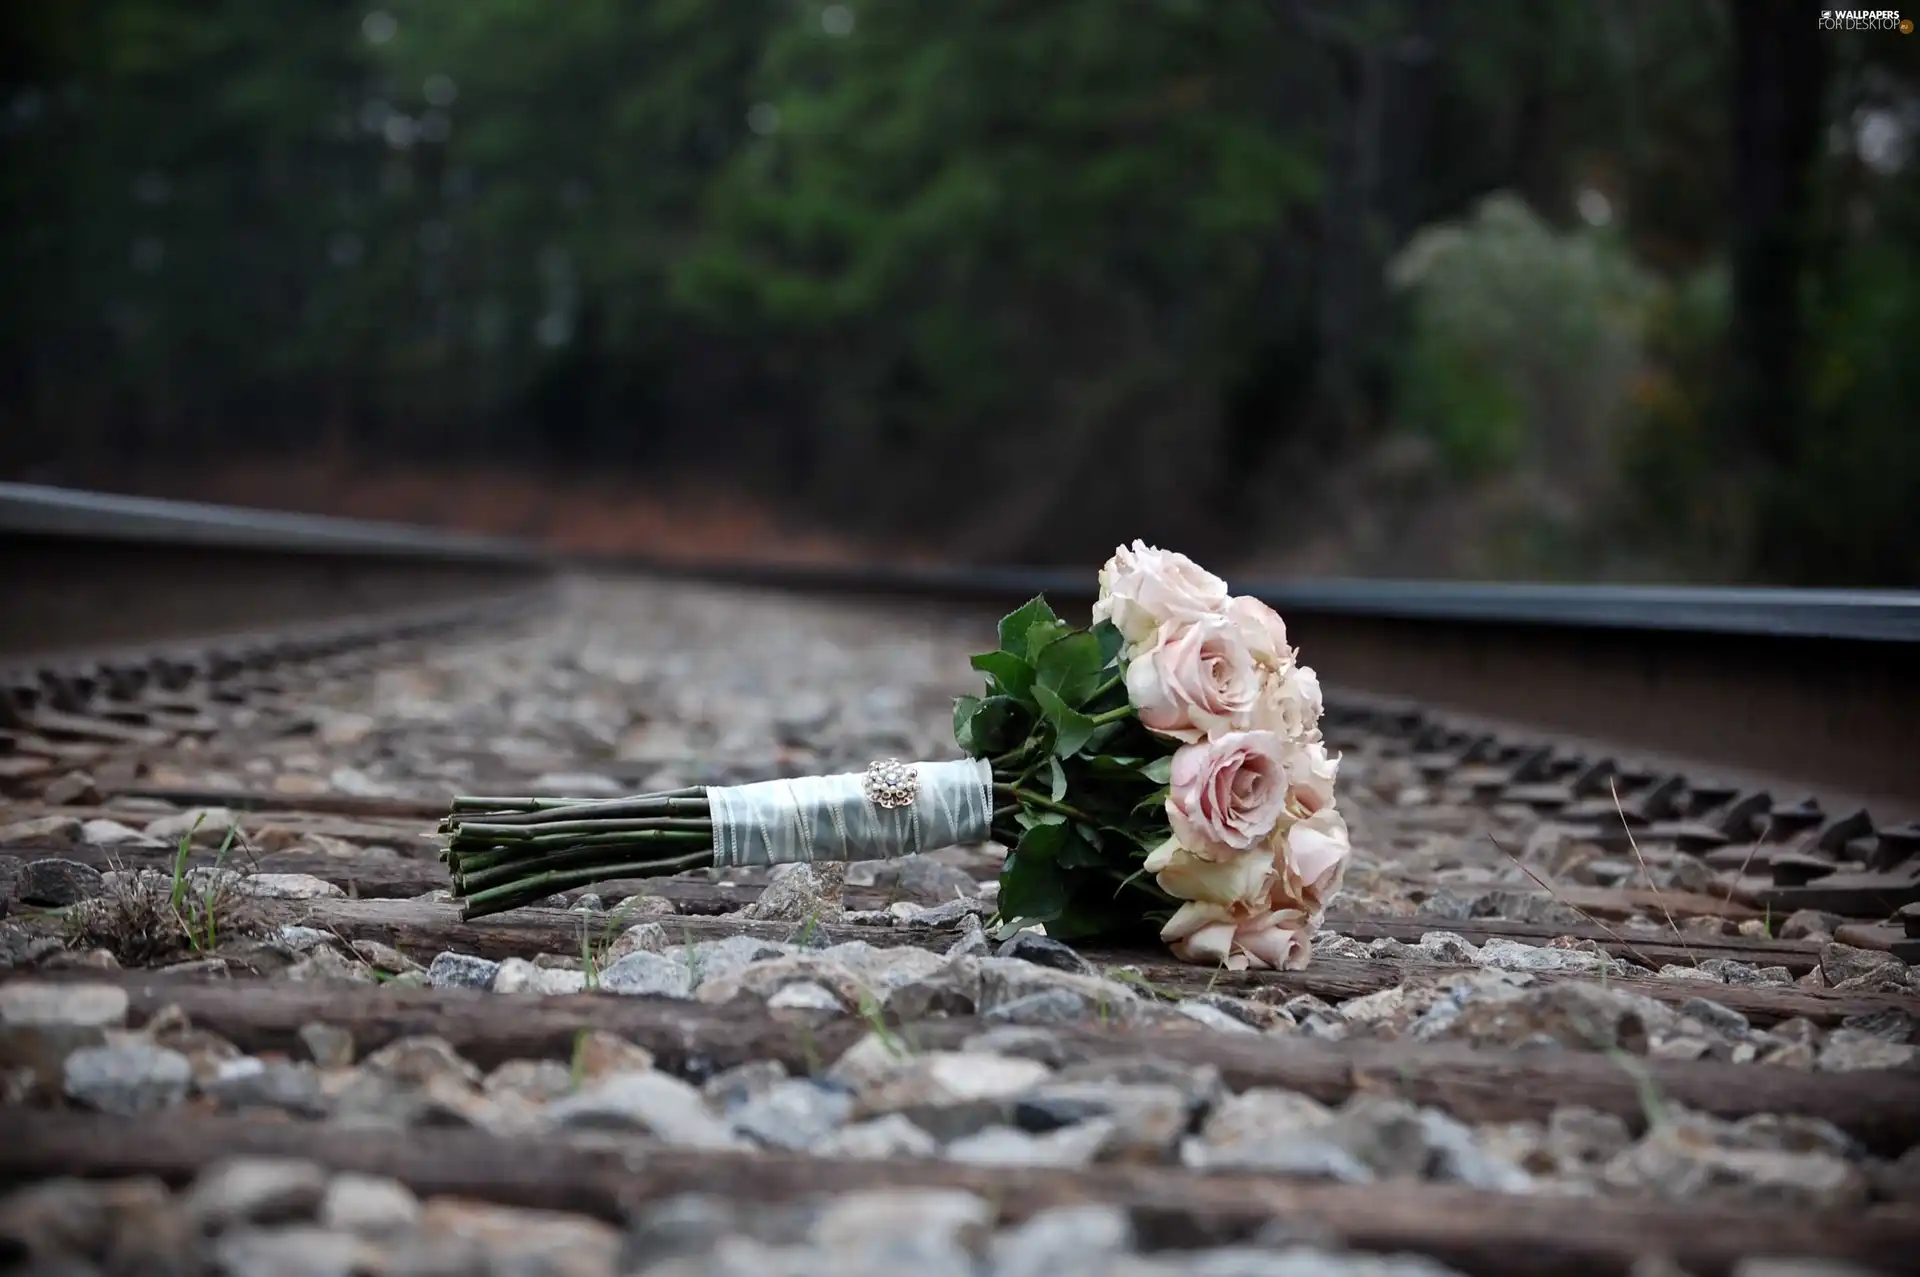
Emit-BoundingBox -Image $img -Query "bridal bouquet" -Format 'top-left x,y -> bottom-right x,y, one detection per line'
441,543 -> 1350,970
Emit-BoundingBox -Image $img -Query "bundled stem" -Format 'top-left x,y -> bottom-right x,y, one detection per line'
440,768 -> 1038,921
441,786 -> 722,921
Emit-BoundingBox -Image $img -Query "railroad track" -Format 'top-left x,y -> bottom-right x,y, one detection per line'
2,484 -> 1919,1277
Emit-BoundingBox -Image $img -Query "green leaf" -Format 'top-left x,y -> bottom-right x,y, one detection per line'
1139,756 -> 1173,785
969,696 -> 1029,755
952,695 -> 983,754
1092,619 -> 1126,668
969,650 -> 1035,700
1033,684 -> 1097,758
1017,821 -> 1067,862
1034,630 -> 1106,704
1046,757 -> 1067,802
1023,619 -> 1072,661
1059,826 -> 1105,867
1000,829 -> 1072,923
998,596 -> 1060,656
1133,786 -> 1171,815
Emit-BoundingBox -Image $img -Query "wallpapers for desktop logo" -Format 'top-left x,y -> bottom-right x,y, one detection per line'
1819,9 -> 1913,30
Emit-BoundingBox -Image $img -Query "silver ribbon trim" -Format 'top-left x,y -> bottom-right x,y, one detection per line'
707,758 -> 995,869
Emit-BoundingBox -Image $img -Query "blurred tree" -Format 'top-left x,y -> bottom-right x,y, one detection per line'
0,0 -> 1913,582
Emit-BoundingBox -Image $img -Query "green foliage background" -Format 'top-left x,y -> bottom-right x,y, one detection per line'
3,1 -> 1915,583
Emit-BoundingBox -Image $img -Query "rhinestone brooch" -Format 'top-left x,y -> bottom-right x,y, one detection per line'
862,758 -> 919,809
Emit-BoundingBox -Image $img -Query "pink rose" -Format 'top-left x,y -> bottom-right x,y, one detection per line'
1125,615 -> 1262,743
1166,731 -> 1290,859
1092,541 -> 1230,650
1285,737 -> 1340,817
1161,899 -> 1314,971
1224,595 -> 1292,669
1273,807 -> 1350,914
1256,664 -> 1323,739
1143,835 -> 1273,906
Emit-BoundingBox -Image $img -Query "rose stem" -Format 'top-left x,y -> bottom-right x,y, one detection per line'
458,850 -> 715,919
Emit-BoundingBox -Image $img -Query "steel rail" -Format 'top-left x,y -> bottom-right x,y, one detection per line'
0,481 -> 539,562
1,483 -> 552,660
5,484 -> 1916,807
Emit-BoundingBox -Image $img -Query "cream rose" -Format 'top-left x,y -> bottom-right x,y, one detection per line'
1224,595 -> 1292,669
1143,835 -> 1273,906
1273,806 -> 1350,915
1092,541 -> 1230,651
1254,663 -> 1323,739
1125,615 -> 1262,743
1161,899 -> 1314,971
1165,731 -> 1290,859
1285,737 -> 1340,817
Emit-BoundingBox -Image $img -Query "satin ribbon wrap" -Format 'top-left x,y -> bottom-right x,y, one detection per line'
707,758 -> 995,869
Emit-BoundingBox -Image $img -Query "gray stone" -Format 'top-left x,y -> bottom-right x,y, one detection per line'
1779,909 -> 1845,940
1474,937 -> 1621,976
742,863 -> 834,923
1839,1008 -> 1915,1042
945,1120 -> 1115,1168
273,925 -> 336,954
298,1022 -> 355,1068
702,1059 -> 789,1113
0,815 -> 82,845
873,854 -> 980,901
80,818 -> 159,846
16,858 -> 105,906
284,947 -> 374,986
603,921 -> 669,963
186,1157 -> 328,1232
238,873 -> 343,901
1174,1001 -> 1260,1034
42,772 -> 99,806
989,1204 -> 1133,1277
675,934 -> 793,987
361,1035 -> 482,1088
203,1059 -> 331,1119
143,808 -> 241,847
599,950 -> 694,999
985,989 -> 1095,1026
548,1071 -> 741,1147
483,1058 -> 577,1104
1413,979 -> 1675,1054
808,1187 -> 993,1257
1182,1083 -> 1528,1190
1818,1028 -> 1919,1072
767,981 -> 847,1013
625,1193 -> 813,1265
1186,1089 -> 1425,1183
995,932 -> 1095,975
491,956 -> 587,995
730,1079 -> 854,1150
908,897 -> 989,930
850,1050 -> 1054,1142
1677,997 -> 1751,1038
319,1173 -> 420,1237
210,1225 -> 367,1277
426,952 -> 499,990
1819,942 -> 1904,988
1601,1112 -> 1870,1208
62,1042 -> 191,1114
812,1113 -> 941,1159
1542,1106 -> 1634,1170
1014,1082 -> 1190,1162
